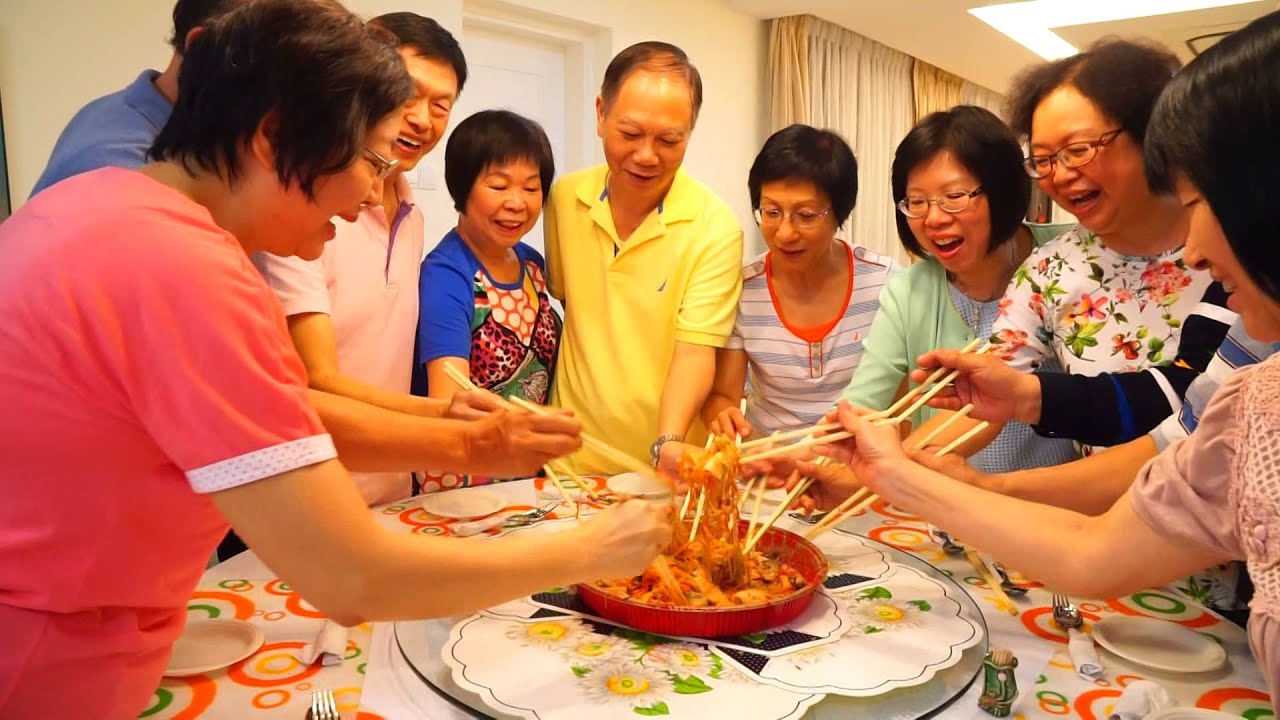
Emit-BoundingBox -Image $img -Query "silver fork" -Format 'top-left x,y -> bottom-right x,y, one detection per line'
308,688 -> 339,720
503,500 -> 561,527
1053,592 -> 1104,677
1051,593 -> 1083,630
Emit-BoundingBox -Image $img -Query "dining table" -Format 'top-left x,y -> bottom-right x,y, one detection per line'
142,476 -> 1274,720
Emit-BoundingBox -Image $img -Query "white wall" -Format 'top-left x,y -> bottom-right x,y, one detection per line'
0,0 -> 767,251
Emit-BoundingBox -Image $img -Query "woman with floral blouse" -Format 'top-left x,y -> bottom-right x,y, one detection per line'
990,38 -> 1212,417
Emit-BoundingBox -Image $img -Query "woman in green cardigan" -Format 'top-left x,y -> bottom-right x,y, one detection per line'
842,105 -> 1077,473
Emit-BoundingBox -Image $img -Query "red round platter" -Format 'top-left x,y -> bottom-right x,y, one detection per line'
577,523 -> 829,638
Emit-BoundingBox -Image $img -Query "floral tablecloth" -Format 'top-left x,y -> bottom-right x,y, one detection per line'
143,479 -> 1274,719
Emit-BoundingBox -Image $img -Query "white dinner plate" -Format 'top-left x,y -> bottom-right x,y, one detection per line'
1145,708 -> 1238,720
164,619 -> 264,677
421,489 -> 506,519
1092,615 -> 1227,673
606,471 -> 671,499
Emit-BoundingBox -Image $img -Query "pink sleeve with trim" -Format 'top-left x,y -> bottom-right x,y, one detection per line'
104,222 -> 335,493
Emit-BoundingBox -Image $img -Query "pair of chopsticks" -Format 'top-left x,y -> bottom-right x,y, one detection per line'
964,547 -> 1020,616
737,339 -> 993,465
441,364 -> 620,509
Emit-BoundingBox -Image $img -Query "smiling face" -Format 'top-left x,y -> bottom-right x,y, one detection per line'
758,179 -> 838,268
903,150 -> 993,277
456,157 -> 544,253
1029,86 -> 1150,239
596,70 -> 694,206
388,49 -> 458,172
1178,176 -> 1280,341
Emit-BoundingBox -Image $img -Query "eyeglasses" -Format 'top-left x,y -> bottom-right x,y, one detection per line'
364,147 -> 400,180
753,206 -> 832,230
1023,129 -> 1123,179
896,187 -> 984,218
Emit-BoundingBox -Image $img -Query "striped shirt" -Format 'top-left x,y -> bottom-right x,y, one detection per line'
1151,317 -> 1280,449
727,243 -> 896,435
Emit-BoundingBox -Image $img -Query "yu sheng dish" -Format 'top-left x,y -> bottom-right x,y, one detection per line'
578,437 -> 828,637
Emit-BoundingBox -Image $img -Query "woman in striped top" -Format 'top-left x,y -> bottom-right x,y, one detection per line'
700,125 -> 896,439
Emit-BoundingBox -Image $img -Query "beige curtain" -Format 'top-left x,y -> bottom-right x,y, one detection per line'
767,16 -> 811,132
911,60 -> 963,122
959,81 -> 1006,119
805,18 -> 914,264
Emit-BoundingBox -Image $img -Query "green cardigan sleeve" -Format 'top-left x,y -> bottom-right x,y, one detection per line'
843,271 -> 914,411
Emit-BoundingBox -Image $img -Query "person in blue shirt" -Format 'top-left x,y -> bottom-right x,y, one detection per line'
414,110 -> 561,407
29,0 -> 244,197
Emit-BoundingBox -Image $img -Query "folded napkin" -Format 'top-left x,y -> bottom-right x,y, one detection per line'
451,513 -> 514,538
1068,627 -> 1105,681
1107,679 -> 1175,720
298,619 -> 349,666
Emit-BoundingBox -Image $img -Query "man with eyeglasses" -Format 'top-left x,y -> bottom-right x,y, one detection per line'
544,42 -> 744,473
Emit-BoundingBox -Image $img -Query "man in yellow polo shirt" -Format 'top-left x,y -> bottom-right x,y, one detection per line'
545,41 -> 744,474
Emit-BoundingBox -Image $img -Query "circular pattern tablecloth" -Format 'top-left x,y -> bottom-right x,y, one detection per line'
144,479 -> 1275,719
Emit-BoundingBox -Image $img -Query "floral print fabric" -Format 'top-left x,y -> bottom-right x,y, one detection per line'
990,226 -> 1211,379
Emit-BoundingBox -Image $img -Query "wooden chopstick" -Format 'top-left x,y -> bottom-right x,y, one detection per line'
964,547 -> 1019,615
441,364 -> 598,495
876,344 -> 992,426
688,491 -> 708,541
737,422 -> 840,450
742,476 -> 813,554
744,477 -> 767,542
733,397 -> 747,446
506,396 -> 663,482
542,464 -> 575,507
933,421 -> 990,457
912,406 -> 974,450
443,364 -> 663,483
737,430 -> 852,464
867,338 -> 984,421
805,486 -> 870,539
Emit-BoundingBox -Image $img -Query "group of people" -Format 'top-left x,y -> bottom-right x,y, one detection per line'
0,0 -> 1277,714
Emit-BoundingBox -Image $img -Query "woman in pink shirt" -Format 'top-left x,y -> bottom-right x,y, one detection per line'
799,10 -> 1280,699
0,2 -> 670,717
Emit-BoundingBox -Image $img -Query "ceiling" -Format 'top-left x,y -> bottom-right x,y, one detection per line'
725,0 -> 1276,94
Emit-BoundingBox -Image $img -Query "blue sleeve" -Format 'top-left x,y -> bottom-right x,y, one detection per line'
417,241 -> 479,368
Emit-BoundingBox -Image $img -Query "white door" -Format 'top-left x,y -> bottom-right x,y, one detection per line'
414,24 -> 569,257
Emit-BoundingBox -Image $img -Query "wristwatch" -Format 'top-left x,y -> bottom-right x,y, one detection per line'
649,433 -> 684,467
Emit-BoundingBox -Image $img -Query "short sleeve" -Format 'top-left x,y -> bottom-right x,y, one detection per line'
844,275 -> 911,410
544,184 -> 565,301
417,242 -> 479,366
253,251 -> 331,317
101,225 -> 333,494
725,312 -> 745,351
1129,367 -> 1249,559
674,211 -> 744,347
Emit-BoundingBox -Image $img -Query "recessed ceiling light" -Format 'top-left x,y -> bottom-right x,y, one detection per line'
970,0 -> 1259,59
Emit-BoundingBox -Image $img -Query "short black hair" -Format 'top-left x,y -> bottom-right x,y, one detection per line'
150,0 -> 411,199
1007,37 -> 1180,145
891,105 -> 1030,259
369,12 -> 468,96
748,124 -> 858,227
601,41 -> 703,122
170,0 -> 244,52
1146,10 -> 1280,303
444,110 -> 555,213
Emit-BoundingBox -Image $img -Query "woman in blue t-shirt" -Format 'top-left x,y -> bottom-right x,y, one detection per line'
413,110 -> 562,407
